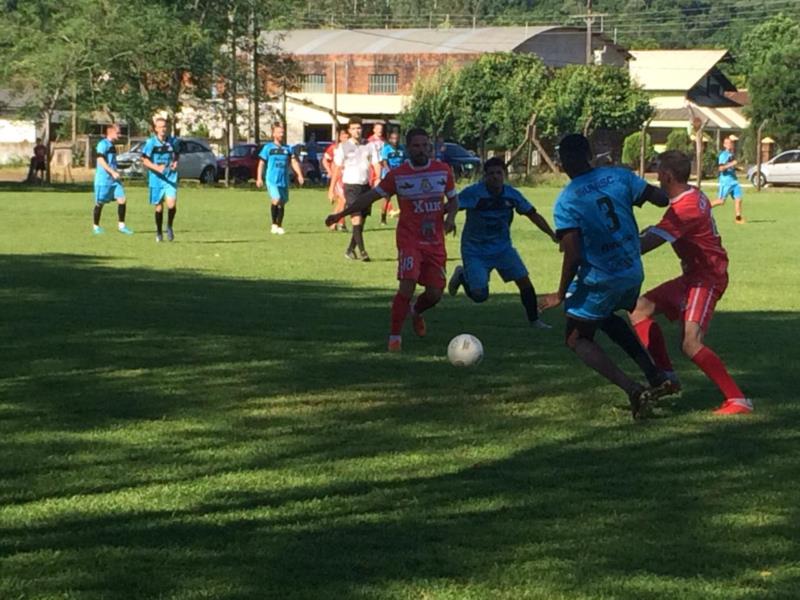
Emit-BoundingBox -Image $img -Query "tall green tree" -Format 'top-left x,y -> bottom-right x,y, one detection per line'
748,42 -> 800,148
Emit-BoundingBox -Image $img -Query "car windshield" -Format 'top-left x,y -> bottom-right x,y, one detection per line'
230,146 -> 251,157
446,144 -> 472,157
129,142 -> 144,153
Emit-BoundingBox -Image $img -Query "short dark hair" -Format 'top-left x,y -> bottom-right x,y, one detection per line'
405,127 -> 428,145
558,133 -> 592,167
483,156 -> 507,173
348,117 -> 363,126
272,122 -> 284,130
658,150 -> 691,183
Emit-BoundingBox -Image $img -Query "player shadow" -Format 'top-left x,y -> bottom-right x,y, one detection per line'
0,181 -> 93,193
1,252 -> 797,598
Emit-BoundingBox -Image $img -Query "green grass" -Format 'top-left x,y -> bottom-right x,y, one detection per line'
1,181 -> 798,600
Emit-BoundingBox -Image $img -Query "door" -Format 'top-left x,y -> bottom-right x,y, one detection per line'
178,141 -> 202,178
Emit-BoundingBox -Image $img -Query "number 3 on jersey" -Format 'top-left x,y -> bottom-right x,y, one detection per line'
597,197 -> 621,232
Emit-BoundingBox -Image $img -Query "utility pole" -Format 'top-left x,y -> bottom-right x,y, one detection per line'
251,2 -> 260,145
571,0 -> 607,65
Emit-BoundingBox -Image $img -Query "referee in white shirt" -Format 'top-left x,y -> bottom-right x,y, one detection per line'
328,117 -> 376,261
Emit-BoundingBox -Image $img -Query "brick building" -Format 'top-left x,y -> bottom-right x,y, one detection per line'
262,26 -> 630,143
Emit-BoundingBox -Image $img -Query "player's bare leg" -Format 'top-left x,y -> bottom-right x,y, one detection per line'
515,276 -> 550,329
734,196 -> 745,223
565,319 -> 651,419
681,321 -> 752,414
710,197 -> 725,208
411,285 -> 442,338
389,278 -> 416,351
599,314 -> 670,396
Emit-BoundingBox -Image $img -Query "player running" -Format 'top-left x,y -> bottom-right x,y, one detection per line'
448,157 -> 557,328
325,127 -> 458,352
711,136 -> 745,224
141,118 -> 179,243
630,150 -> 752,415
538,134 -> 672,419
92,124 -> 133,236
377,128 -> 406,225
256,122 -> 304,235
323,127 -> 350,232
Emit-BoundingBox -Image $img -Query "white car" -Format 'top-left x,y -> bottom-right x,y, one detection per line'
748,150 -> 800,187
117,137 -> 217,183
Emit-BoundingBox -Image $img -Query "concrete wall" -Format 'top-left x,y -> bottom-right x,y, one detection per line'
0,119 -> 36,164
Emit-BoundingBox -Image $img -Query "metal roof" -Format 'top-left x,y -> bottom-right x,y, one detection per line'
266,26 -> 582,55
629,49 -> 731,92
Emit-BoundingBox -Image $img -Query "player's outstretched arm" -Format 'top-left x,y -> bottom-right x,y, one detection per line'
638,184 -> 669,207
639,227 -> 669,255
526,209 -> 558,243
539,229 -> 581,310
324,188 -> 383,227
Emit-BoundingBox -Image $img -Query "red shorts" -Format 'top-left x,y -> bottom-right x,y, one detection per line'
644,276 -> 727,331
397,244 -> 447,288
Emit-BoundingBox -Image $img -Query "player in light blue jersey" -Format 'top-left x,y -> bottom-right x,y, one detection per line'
377,128 -> 406,224
539,134 -> 672,419
256,122 -> 304,235
92,124 -> 133,235
710,136 -> 744,224
448,157 -> 557,327
141,118 -> 180,242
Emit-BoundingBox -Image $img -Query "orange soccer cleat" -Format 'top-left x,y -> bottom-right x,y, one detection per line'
713,398 -> 753,415
411,312 -> 427,337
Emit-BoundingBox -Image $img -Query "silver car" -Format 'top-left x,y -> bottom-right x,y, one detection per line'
748,150 -> 800,187
117,137 -> 217,183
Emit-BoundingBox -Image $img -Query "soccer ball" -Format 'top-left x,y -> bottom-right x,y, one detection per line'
447,334 -> 483,367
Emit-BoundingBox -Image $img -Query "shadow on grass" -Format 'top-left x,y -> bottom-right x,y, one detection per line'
0,253 -> 798,599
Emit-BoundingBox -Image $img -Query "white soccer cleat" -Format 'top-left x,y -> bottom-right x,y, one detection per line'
270,224 -> 278,234
276,226 -> 286,235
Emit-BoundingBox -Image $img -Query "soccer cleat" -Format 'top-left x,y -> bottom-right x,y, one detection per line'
271,224 -> 278,234
118,225 -> 134,235
360,252 -> 371,262
530,319 -> 552,330
276,226 -> 286,235
628,387 -> 653,421
713,398 -> 753,415
344,249 -> 357,260
155,233 -> 163,243
336,224 -> 348,233
93,226 -> 105,235
166,227 -> 174,242
735,216 -> 746,224
411,311 -> 427,338
448,265 -> 464,296
388,336 -> 402,352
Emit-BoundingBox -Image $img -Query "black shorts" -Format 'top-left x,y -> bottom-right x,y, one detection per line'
344,183 -> 372,218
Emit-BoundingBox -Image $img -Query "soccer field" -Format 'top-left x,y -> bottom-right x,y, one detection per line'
1,182 -> 799,599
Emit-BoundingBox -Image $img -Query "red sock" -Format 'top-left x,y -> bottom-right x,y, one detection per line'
391,293 -> 411,335
633,318 -> 674,371
413,291 -> 439,315
691,346 -> 745,400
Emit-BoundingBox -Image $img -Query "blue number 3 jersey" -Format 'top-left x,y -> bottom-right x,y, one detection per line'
553,166 -> 648,289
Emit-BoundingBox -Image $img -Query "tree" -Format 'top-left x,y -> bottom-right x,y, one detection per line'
400,64 -> 459,142
739,14 -> 800,80
748,42 -> 800,148
621,131 -> 654,168
536,65 -> 653,142
665,128 -> 693,155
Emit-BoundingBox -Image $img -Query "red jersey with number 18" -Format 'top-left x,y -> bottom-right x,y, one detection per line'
375,160 -> 456,248
650,187 -> 729,286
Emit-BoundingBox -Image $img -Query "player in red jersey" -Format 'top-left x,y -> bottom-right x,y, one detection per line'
325,127 -> 458,352
630,150 -> 752,415
323,128 -> 349,232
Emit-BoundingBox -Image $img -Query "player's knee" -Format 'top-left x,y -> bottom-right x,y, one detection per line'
471,288 -> 489,303
681,337 -> 703,358
426,287 -> 443,303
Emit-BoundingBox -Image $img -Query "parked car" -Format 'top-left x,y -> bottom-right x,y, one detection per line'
748,150 -> 800,187
438,142 -> 481,179
216,143 -> 260,182
289,143 -> 322,183
116,137 -> 217,183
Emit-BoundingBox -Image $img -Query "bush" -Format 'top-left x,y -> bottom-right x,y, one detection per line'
621,131 -> 655,168
665,129 -> 693,155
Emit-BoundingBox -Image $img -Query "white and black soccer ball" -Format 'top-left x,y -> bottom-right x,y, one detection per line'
447,334 -> 483,367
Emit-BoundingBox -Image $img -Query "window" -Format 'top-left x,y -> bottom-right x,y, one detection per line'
773,152 -> 799,164
369,73 -> 398,94
302,74 -> 326,93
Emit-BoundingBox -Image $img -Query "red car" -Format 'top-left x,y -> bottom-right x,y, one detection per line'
216,144 -> 260,183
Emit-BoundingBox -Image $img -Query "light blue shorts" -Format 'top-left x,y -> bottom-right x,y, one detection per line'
149,171 -> 178,205
267,184 -> 289,203
565,281 -> 641,321
463,247 -> 528,291
718,181 -> 742,201
94,181 -> 125,203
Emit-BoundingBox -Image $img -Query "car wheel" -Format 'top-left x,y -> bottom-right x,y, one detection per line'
200,166 -> 216,184
233,168 -> 250,183
751,172 -> 767,188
